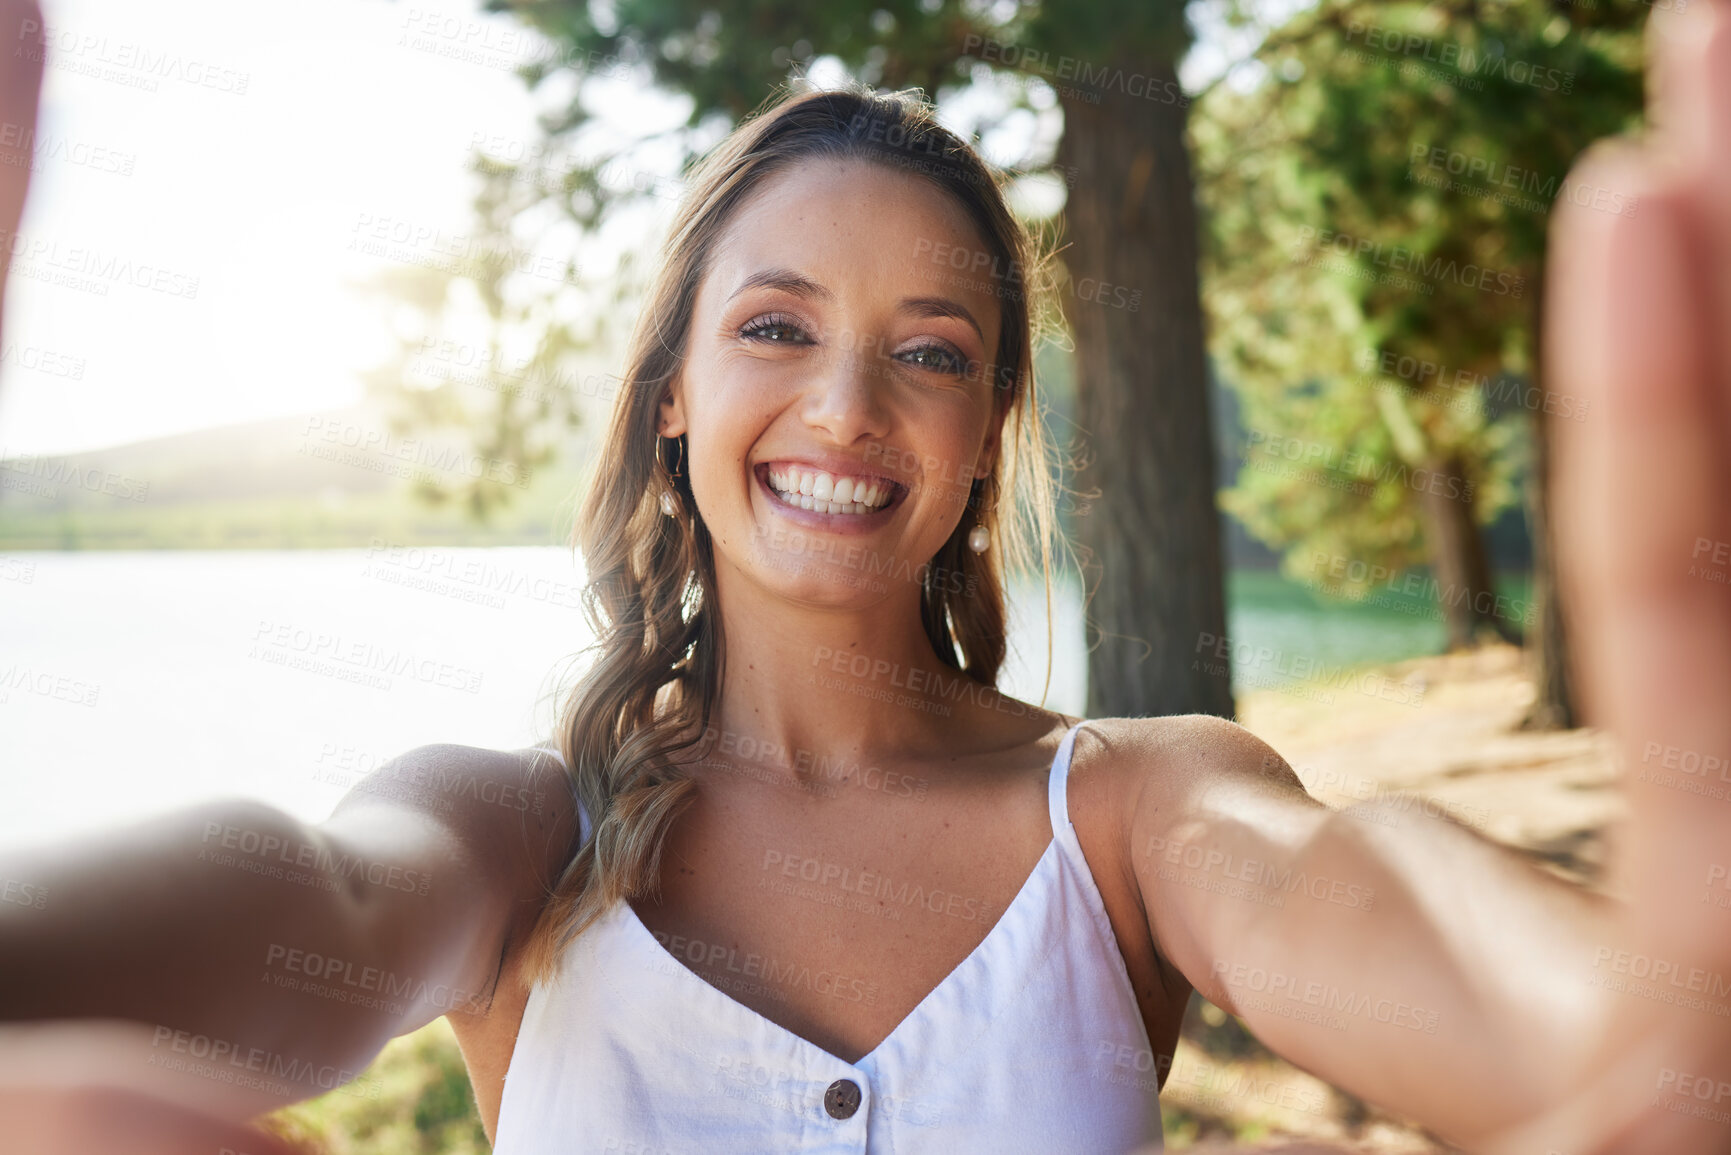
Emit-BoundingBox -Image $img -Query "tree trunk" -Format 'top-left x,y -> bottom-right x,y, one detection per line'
1417,452 -> 1517,650
1057,60 -> 1233,721
1522,263 -> 1578,729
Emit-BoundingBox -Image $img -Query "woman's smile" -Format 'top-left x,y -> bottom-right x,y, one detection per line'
752,460 -> 908,533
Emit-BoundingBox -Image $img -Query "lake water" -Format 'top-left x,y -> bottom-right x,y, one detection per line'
0,549 -> 1469,845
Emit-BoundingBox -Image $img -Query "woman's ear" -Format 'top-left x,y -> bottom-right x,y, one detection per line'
976,381 -> 1011,480
657,377 -> 688,438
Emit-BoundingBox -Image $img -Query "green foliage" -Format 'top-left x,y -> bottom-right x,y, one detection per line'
1194,0 -> 1646,596
262,1020 -> 490,1155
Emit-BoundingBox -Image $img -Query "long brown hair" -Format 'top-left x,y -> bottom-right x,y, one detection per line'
521,83 -> 1069,985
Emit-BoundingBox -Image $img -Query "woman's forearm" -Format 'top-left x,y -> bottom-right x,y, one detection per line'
0,799 -> 405,1082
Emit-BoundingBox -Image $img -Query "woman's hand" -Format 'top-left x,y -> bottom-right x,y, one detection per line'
1481,0 -> 1731,1149
0,1021 -> 300,1155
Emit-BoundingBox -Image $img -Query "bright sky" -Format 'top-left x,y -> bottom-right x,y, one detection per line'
0,0 -> 1285,458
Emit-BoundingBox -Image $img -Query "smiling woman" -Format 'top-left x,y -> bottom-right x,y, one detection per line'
5,24 -> 1731,1153
538,88 -> 1067,979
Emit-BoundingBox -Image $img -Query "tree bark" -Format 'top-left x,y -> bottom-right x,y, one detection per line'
1058,60 -> 1233,721
1416,452 -> 1519,650
1522,263 -> 1578,729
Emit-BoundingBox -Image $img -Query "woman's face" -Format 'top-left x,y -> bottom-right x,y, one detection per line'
661,157 -> 1009,606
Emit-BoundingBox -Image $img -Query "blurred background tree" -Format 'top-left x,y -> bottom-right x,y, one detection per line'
1193,0 -> 1646,721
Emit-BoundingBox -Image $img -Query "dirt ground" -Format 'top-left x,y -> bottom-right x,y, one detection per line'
1158,642 -> 1626,1151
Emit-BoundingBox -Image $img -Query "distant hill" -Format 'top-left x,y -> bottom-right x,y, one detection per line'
0,401 -> 594,549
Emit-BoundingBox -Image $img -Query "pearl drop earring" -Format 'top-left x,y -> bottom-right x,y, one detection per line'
967,472 -> 994,554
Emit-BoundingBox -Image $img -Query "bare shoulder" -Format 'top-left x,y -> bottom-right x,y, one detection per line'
319,742 -> 582,949
1070,714 -> 1315,825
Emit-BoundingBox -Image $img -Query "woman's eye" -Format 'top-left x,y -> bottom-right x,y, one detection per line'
739,316 -> 810,344
900,344 -> 968,375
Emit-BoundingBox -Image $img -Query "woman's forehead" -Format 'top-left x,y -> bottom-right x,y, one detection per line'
704,159 -> 1004,327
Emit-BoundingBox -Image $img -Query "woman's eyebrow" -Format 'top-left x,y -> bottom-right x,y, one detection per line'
902,296 -> 984,344
728,267 -> 833,303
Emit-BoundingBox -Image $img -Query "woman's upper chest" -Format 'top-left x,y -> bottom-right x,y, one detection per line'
452,716 -> 1190,1142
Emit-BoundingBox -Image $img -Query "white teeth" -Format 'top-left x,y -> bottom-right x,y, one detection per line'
762,464 -> 894,515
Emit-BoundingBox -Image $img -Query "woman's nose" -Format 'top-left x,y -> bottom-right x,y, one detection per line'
801,345 -> 891,445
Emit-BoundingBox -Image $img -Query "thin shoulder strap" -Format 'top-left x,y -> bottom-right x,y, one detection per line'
530,742 -> 591,844
1046,719 -> 1088,838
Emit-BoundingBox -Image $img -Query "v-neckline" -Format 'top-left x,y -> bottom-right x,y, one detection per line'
617,831 -> 1063,1071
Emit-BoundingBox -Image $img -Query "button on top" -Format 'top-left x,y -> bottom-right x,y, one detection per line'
824,1078 -> 862,1119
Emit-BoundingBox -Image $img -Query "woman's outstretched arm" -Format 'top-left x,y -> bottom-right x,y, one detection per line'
0,743 -> 578,1123
1101,712 -> 1617,1149
1122,1 -> 1731,1148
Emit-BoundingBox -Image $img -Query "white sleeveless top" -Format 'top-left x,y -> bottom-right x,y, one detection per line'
493,720 -> 1165,1153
